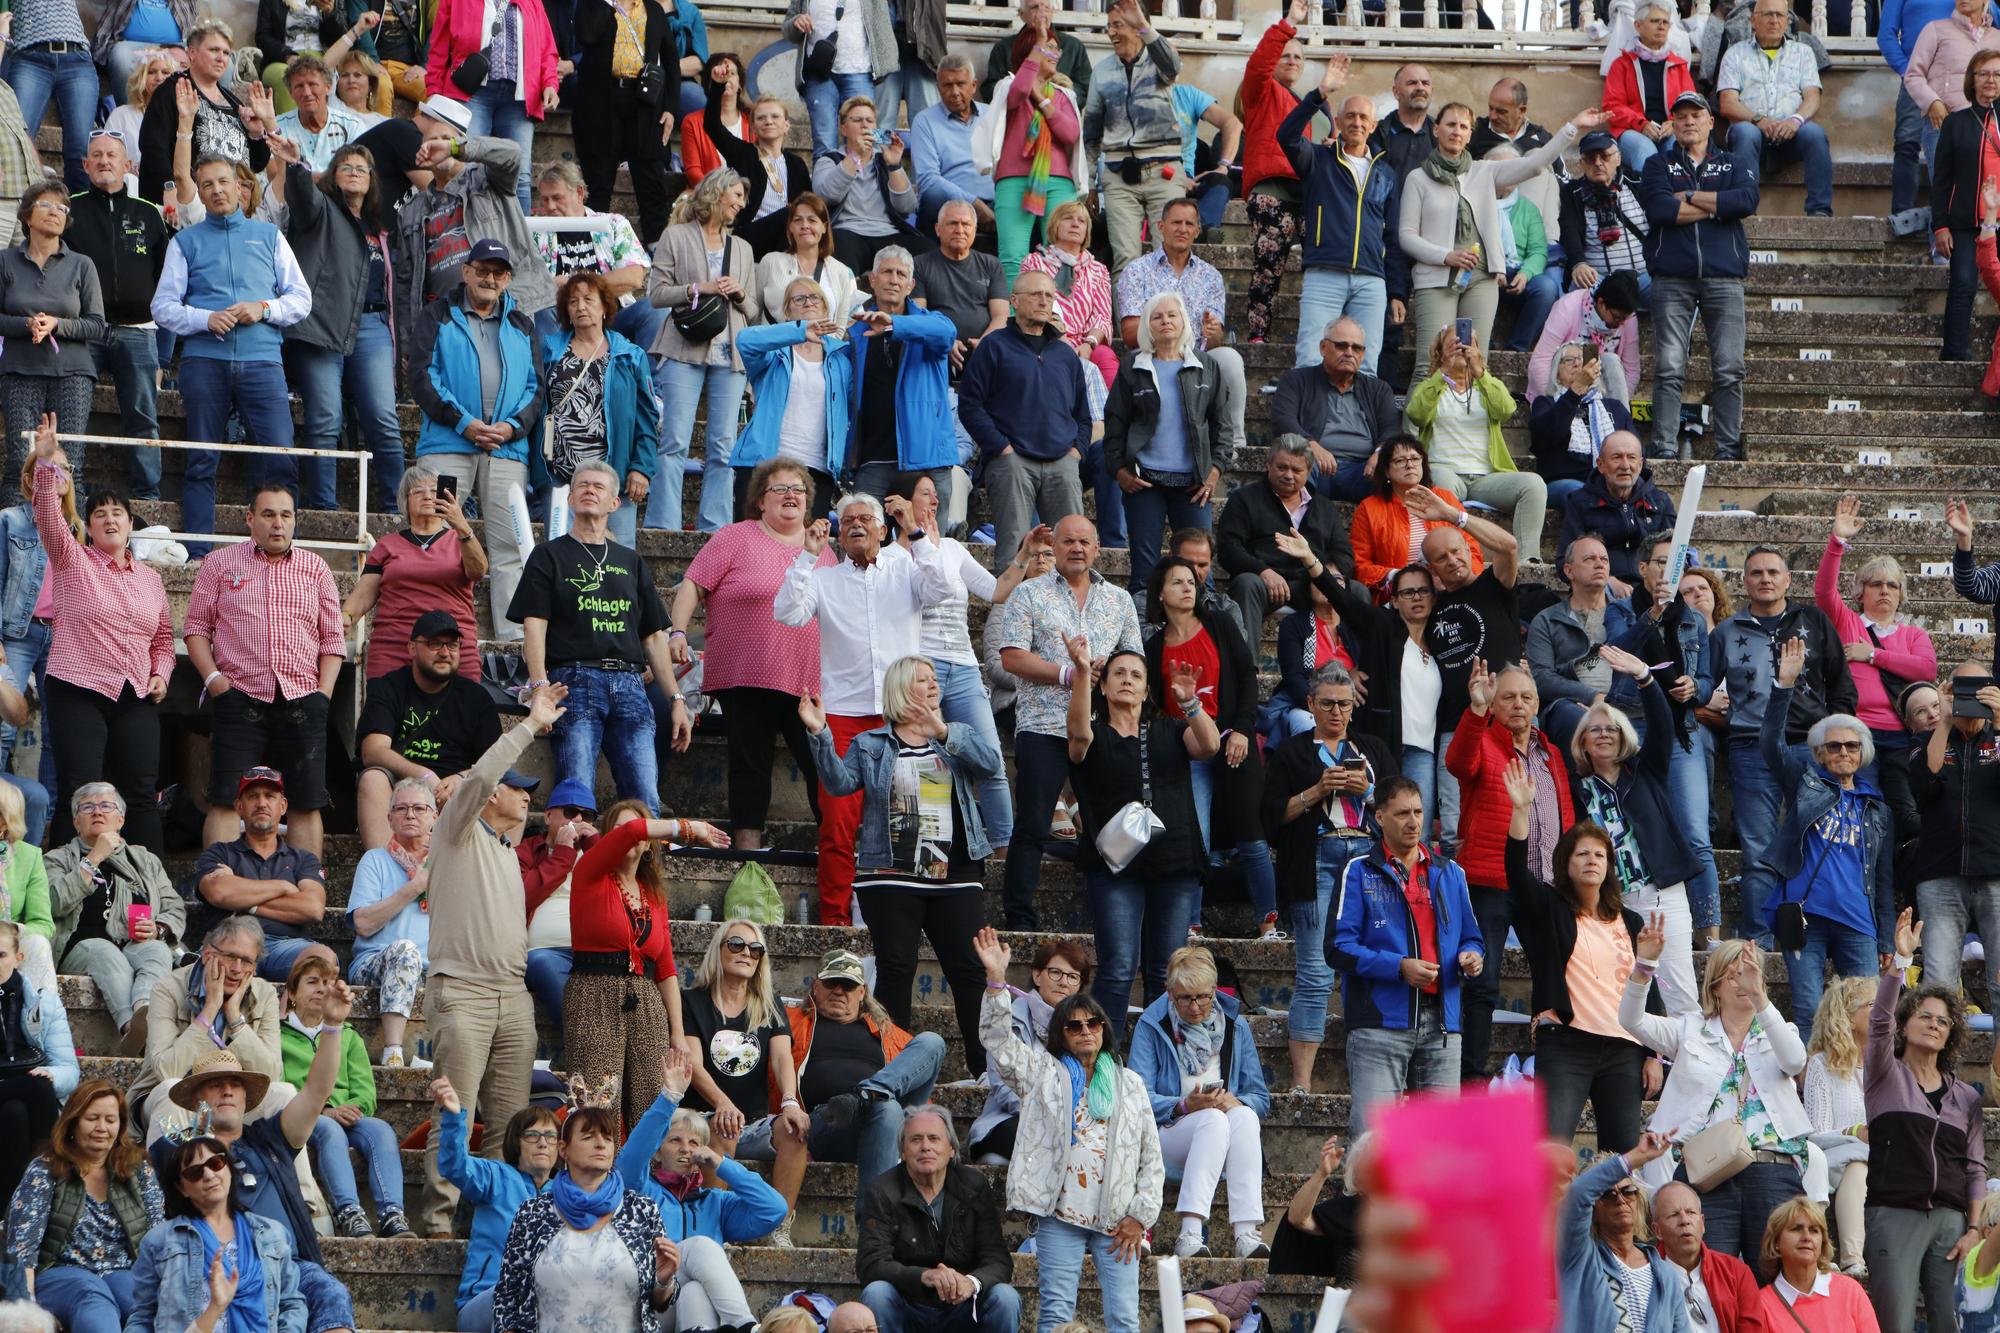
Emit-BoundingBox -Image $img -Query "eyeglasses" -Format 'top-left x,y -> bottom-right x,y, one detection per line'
787,294 -> 826,308
1170,990 -> 1214,1008
1583,724 -> 1625,738
88,129 -> 126,142
1041,966 -> 1082,984
1063,1017 -> 1105,1034
519,1129 -> 560,1142
389,802 -> 435,815
723,937 -> 768,957
180,1155 -> 231,1182
1685,1292 -> 1709,1327
76,801 -> 120,814
32,201 -> 69,215
334,161 -> 372,175
412,636 -> 460,651
1912,1010 -> 1954,1028
1392,587 -> 1434,600
764,483 -> 810,496
1820,740 -> 1864,753
1604,1185 -> 1643,1201
1312,697 -> 1356,711
209,948 -> 258,969
1322,339 -> 1366,351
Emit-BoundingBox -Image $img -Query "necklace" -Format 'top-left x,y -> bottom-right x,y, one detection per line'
571,534 -> 611,583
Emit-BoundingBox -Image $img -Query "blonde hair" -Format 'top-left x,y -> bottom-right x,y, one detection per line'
1855,555 -> 1906,616
0,782 -> 27,845
1760,1196 -> 1831,1279
1567,699 -> 1639,768
1700,939 -> 1761,1018
1043,199 -> 1092,246
759,1309 -> 820,1333
1805,975 -> 1875,1080
1591,1175 -> 1651,1244
780,275 -> 832,321
881,656 -> 937,727
126,49 -> 176,108
689,919 -> 778,1032
1165,945 -> 1218,993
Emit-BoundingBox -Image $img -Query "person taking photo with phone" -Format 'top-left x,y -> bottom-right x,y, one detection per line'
1908,663 -> 2000,999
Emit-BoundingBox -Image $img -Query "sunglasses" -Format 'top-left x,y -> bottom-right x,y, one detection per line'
820,978 -> 862,993
180,1155 -> 230,1182
1064,1017 -> 1105,1034
557,805 -> 595,820
723,937 -> 767,957
1821,740 -> 1864,754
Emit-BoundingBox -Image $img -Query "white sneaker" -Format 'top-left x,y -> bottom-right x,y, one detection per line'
1257,913 -> 1289,942
1173,1229 -> 1209,1259
1235,1228 -> 1270,1259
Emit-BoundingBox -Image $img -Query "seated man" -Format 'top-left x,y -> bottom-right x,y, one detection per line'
1717,0 -> 1833,217
1527,270 -> 1643,403
43,782 -> 185,1053
1268,317 -> 1401,503
912,200 -> 1009,371
1268,1136 -> 1361,1282
355,610 -> 503,849
1652,1181 -> 1765,1332
1557,431 -> 1677,595
532,160 -> 664,350
193,769 -> 334,983
130,917 -> 287,1135
1557,133 -> 1650,299
1215,436 -> 1356,633
346,777 -> 434,1068
908,59 -> 995,235
857,1105 -> 1020,1333
1525,535 -> 1652,744
784,950 -> 947,1216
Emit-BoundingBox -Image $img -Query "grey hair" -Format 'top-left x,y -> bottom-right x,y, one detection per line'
398,463 -> 439,517
937,198 -> 979,226
1322,316 -> 1365,342
667,1107 -> 712,1145
1343,1131 -> 1376,1196
537,160 -> 587,192
1484,143 -> 1520,161
205,915 -> 266,956
937,53 -> 976,77
1809,713 -> 1875,768
390,777 -> 436,809
1856,555 -> 1906,614
571,459 -> 620,492
70,782 -> 125,817
184,16 -> 233,48
1638,0 -> 1676,18
901,1104 -> 960,1153
1555,339 -> 1594,367
1493,76 -> 1528,106
0,1302 -> 57,1333
681,168 -> 747,226
1270,433 -> 1313,462
872,245 -> 915,277
1139,290 -> 1197,360
1310,663 -> 1355,693
833,491 -> 885,526
1495,662 -> 1538,690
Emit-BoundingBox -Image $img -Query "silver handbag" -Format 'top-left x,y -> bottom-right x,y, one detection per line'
1093,725 -> 1165,874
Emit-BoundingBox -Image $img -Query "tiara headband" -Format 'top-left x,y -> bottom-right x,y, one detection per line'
565,1073 -> 620,1111
159,1103 -> 216,1146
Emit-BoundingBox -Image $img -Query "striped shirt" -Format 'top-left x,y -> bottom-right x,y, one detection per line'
11,0 -> 87,49
33,461 -> 174,699
182,540 -> 345,703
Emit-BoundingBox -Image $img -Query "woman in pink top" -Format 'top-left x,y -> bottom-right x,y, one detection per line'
26,415 -> 174,854
342,465 -> 490,681
990,38 -> 1083,281
1018,200 -> 1120,392
1817,496 -> 1938,744
1757,1196 -> 1881,1332
1906,0 -> 2000,129
666,458 -> 835,851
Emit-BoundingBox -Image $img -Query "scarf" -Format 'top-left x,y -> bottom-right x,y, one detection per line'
1421,149 -> 1480,254
550,1168 -> 625,1230
1020,53 -> 1061,218
1043,245 -> 1080,297
195,1216 -> 266,1333
652,1168 -> 705,1201
1061,1051 -> 1118,1142
1170,1005 -> 1228,1079
1631,37 -> 1674,60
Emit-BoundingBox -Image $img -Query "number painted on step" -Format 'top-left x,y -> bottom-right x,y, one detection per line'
1857,451 -> 1891,466
1957,618 -> 1993,635
404,1291 -> 438,1313
1799,348 -> 1832,360
1923,562 -> 1953,577
1770,297 -> 1804,311
1750,249 -> 1778,263
1828,399 -> 1861,412
1889,509 -> 1923,522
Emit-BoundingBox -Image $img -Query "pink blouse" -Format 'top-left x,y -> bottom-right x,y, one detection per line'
34,461 -> 174,700
362,527 -> 481,680
1814,534 -> 1937,733
996,57 -> 1079,181
683,520 -> 835,696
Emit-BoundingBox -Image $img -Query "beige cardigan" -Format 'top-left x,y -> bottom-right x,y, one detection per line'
1397,123 -> 1579,292
646,222 -> 764,370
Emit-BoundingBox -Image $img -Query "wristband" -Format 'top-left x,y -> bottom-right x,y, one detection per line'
1059,663 -> 1074,688
320,1023 -> 344,1036
780,1097 -> 800,1109
1453,510 -> 1469,529
986,979 -> 1008,990
203,670 -> 224,690
668,628 -> 687,637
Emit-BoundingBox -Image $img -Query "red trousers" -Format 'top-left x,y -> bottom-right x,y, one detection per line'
816,712 -> 882,924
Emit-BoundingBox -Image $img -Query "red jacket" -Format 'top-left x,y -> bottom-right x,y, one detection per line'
1242,18 -> 1303,196
1979,231 -> 2000,397
1698,1247 -> 1767,1333
427,0 -> 561,121
1444,707 -> 1574,889
568,820 -> 677,978
1603,50 -> 1696,137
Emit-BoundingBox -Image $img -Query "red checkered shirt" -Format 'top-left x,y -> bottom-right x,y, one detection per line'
34,461 -> 176,698
182,540 -> 345,703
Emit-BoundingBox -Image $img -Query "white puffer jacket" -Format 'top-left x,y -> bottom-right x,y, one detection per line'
979,986 -> 1163,1232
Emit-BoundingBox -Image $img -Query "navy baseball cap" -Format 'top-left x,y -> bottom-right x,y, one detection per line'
499,769 -> 541,791
1579,130 -> 1617,155
466,238 -> 513,270
1671,90 -> 1710,113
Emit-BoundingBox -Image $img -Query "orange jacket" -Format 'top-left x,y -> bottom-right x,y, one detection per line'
771,1001 -> 914,1107
1349,488 -> 1486,600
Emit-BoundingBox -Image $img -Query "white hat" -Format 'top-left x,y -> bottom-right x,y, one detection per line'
416,94 -> 474,137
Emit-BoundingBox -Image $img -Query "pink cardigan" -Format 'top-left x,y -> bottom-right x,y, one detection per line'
1905,12 -> 2000,114
426,0 -> 560,120
1757,1274 -> 1881,1333
1814,533 -> 1938,732
995,57 -> 1079,181
1526,288 -> 1642,402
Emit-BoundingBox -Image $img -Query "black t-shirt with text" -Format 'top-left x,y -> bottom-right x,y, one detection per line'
1429,570 -> 1522,726
357,667 -> 503,777
682,988 -> 788,1119
507,534 -> 670,667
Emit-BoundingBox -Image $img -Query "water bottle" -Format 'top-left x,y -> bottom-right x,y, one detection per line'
794,891 -> 811,925
162,181 -> 177,229
692,901 -> 712,922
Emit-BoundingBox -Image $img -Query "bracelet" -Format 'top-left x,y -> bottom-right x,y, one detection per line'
985,980 -> 1008,990
780,1097 -> 800,1109
1059,663 -> 1074,688
668,628 -> 687,637
203,670 -> 223,690
175,132 -> 194,141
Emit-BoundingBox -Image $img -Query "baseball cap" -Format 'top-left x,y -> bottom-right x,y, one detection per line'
466,238 -> 513,270
499,769 -> 541,792
1579,130 -> 1616,155
1671,90 -> 1710,113
236,766 -> 285,797
416,94 -> 474,137
410,609 -> 462,640
816,949 -> 867,985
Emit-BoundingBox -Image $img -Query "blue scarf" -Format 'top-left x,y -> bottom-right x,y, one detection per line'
550,1168 -> 625,1230
1060,1052 -> 1117,1143
194,1215 -> 266,1333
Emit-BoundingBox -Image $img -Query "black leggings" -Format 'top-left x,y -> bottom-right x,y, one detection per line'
0,1073 -> 60,1202
855,883 -> 989,1076
714,686 -> 822,833
44,676 -> 163,854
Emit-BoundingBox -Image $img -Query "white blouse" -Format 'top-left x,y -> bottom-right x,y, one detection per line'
1802,1053 -> 1867,1136
535,1223 -> 642,1333
920,537 -> 1001,667
756,252 -> 861,324
1400,635 -> 1442,753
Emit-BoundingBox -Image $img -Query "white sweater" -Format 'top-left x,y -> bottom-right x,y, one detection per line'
1396,123 -> 1579,292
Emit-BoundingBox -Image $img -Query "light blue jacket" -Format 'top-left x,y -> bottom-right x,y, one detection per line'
1126,989 -> 1271,1125
150,210 -> 311,364
437,1104 -> 547,1308
0,505 -> 44,641
407,287 -> 545,463
18,975 -> 77,1099
615,1091 -> 790,1241
808,721 -> 1002,865
127,1213 -> 307,1333
737,322 -> 855,477
535,329 -> 660,488
845,306 -> 960,473
1559,1154 -> 1691,1333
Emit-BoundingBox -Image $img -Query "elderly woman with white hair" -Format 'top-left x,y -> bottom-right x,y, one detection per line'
1762,639 -> 1896,1042
1818,495 -> 1939,758
339,463 -> 487,681
800,655 -> 1003,1075
1529,340 -> 1637,507
1601,0 -> 1697,171
1102,291 -> 1226,601
732,274 -> 853,521
344,777 -> 434,1067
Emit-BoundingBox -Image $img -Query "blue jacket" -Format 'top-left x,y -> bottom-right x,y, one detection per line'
128,1213 -> 308,1333
1330,844 -> 1482,1033
18,974 -> 77,1099
958,320 -> 1094,463
1127,989 -> 1271,1124
808,721 -> 1003,864
534,329 -> 659,488
739,322 -> 855,476
845,305 -> 959,473
1761,683 -> 1896,952
0,505 -> 44,641
1559,1155 -> 1691,1333
408,288 -> 545,462
437,1104 -> 547,1308
1570,680 -> 1703,892
615,1091 -> 791,1241
1525,595 -> 1649,719
1278,90 -> 1406,294
1637,142 -> 1758,281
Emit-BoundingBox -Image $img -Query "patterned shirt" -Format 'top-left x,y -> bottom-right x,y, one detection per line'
533,208 -> 648,294
1717,38 -> 1821,120
11,0 -> 87,49
1582,774 -> 1656,895
489,2 -> 525,85
34,461 -> 176,699
182,541 -> 346,703
987,569 -> 1142,738
274,104 -> 368,172
609,0 -> 647,78
6,1157 -> 166,1273
1707,1016 -> 1809,1160
1114,247 -> 1226,349
1020,246 -> 1115,356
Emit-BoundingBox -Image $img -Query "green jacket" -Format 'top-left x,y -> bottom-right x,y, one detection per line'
280,1016 -> 377,1116
0,841 -> 52,941
1507,196 -> 1550,281
1404,371 -> 1520,476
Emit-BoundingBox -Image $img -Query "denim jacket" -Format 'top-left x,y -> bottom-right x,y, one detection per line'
127,1213 -> 308,1333
1760,684 -> 1896,951
0,506 -> 45,642
808,722 -> 1003,864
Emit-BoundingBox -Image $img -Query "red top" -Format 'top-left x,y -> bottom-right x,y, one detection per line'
1444,708 -> 1575,891
682,109 -> 749,186
683,520 -> 833,696
1242,18 -> 1303,196
362,528 -> 481,681
1160,627 -> 1221,719
568,818 -> 677,978
1603,49 -> 1696,137
1312,617 -> 1355,674
1391,847 -> 1440,994
34,462 -> 175,699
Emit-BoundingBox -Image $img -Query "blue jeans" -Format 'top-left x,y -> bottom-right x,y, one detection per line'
649,359 -> 746,533
1401,745 -> 1439,840
1193,173 -> 1231,230
1785,916 -> 1878,1042
2,43 -> 96,189
1546,477 -> 1585,506
806,1029 -> 945,1211
934,660 -> 1010,847
803,71 -> 878,162
177,357 -> 295,555
1346,1005 -> 1460,1138
458,1287 -> 497,1333
1649,275 -> 1745,458
308,1112 -> 406,1212
1087,868 -> 1200,1041
1296,268 -> 1387,373
258,935 -> 323,984
550,665 -> 659,812
525,946 -> 572,1034
299,1259 -> 357,1333
1667,725 -> 1720,929
287,314 -> 405,514
610,299 -> 666,353
1676,1158 -> 1804,1274
1501,269 -> 1563,351
1290,834 -> 1372,1046
1032,1216 -> 1139,1333
1187,753 -> 1277,920
873,60 -> 938,131
1728,734 -> 1801,942
1894,85 -> 1926,214
35,1265 -> 138,1333
92,326 -> 162,498
1122,482 -> 1210,600
862,1280 -> 1020,1333
1726,120 -> 1833,216
466,79 -> 537,214
0,622 -> 44,774
1617,129 -> 1662,176
1082,440 -> 1126,548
